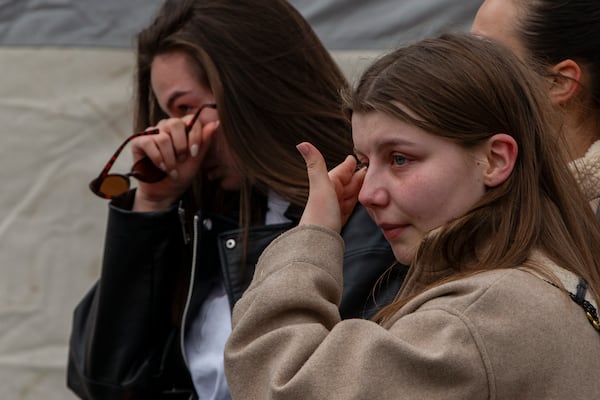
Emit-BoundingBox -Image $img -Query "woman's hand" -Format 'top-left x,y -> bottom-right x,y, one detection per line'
296,142 -> 365,233
131,115 -> 220,212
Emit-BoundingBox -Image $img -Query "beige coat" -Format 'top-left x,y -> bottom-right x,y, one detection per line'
224,225 -> 600,399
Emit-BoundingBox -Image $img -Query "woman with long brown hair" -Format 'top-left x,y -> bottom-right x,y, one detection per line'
224,33 -> 600,399
472,0 -> 600,215
67,0 -> 398,398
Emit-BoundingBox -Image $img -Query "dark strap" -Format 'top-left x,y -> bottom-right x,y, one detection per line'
545,277 -> 600,333
571,279 -> 587,304
568,278 -> 600,332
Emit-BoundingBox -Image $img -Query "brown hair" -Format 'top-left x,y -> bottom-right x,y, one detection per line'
516,0 -> 600,110
344,33 -> 600,323
134,0 -> 352,226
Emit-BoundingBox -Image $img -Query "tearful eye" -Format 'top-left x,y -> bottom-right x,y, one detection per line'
177,105 -> 194,116
392,154 -> 408,166
355,160 -> 368,171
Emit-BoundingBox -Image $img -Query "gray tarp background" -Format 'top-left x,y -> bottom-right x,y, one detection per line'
0,1 -> 481,398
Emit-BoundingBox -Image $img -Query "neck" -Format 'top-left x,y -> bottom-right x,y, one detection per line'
561,105 -> 600,160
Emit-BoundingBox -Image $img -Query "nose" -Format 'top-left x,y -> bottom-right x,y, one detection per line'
358,168 -> 389,209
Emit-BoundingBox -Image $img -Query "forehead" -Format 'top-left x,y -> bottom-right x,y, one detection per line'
472,0 -> 527,58
150,51 -> 212,114
351,111 -> 429,152
151,51 -> 198,88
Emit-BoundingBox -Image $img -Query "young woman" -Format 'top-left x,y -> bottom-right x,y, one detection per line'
472,0 -> 600,215
67,0 -> 399,398
224,33 -> 600,399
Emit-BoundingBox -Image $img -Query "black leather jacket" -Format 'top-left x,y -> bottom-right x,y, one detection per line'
67,197 -> 404,399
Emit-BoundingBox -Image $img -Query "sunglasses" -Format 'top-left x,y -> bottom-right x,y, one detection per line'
89,103 -> 217,199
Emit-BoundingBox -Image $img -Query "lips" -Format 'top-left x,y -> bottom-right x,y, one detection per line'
378,223 -> 408,241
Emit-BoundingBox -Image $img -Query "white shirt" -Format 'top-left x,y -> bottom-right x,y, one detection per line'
185,190 -> 291,399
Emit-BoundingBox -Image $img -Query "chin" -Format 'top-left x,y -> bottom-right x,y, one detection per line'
392,247 -> 415,266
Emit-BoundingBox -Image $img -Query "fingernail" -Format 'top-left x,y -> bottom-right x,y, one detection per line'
214,120 -> 220,129
170,169 -> 179,180
191,144 -> 199,157
296,143 -> 309,156
159,162 -> 167,171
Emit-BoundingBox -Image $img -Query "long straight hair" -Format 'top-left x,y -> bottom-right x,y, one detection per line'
344,33 -> 600,323
134,0 -> 352,229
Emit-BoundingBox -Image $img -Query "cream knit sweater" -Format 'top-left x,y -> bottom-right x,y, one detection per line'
570,139 -> 600,213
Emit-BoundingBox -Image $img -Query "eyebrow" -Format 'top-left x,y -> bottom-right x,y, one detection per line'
353,137 -> 417,155
165,90 -> 191,111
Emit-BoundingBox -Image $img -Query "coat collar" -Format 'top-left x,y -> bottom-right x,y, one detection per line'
569,139 -> 600,206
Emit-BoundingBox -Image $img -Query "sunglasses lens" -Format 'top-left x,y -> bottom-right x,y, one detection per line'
131,156 -> 167,183
94,175 -> 130,198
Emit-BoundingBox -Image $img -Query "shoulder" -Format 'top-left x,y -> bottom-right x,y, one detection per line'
395,267 -> 600,366
387,268 -> 579,350
408,268 -> 563,318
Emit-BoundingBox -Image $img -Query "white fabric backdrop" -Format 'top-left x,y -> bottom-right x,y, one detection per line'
0,47 -> 134,399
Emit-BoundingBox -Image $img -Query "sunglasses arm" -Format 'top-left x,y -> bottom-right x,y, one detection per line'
89,128 -> 159,193
89,103 -> 217,197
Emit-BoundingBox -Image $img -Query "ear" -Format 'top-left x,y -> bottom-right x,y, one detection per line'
548,59 -> 582,105
482,134 -> 518,188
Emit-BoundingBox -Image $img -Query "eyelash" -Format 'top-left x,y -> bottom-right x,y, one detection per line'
177,105 -> 193,115
355,156 -> 368,170
392,154 -> 408,166
355,154 -> 410,171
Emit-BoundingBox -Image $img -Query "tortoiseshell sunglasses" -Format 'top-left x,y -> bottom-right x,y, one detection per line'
89,103 -> 217,199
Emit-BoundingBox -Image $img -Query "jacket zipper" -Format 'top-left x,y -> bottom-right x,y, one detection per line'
180,214 -> 199,371
178,200 -> 191,245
